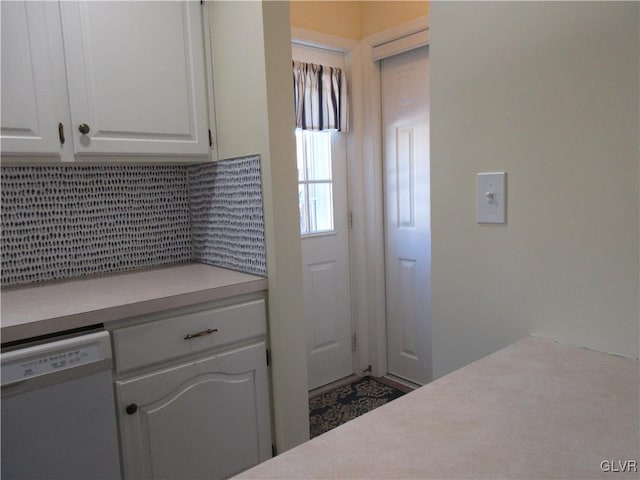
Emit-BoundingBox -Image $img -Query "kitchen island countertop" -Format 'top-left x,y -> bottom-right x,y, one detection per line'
236,336 -> 639,480
1,263 -> 267,343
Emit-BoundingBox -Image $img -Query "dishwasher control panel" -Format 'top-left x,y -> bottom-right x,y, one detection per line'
1,331 -> 111,387
2,344 -> 101,384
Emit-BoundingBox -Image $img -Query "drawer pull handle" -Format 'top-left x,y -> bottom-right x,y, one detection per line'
184,328 -> 218,340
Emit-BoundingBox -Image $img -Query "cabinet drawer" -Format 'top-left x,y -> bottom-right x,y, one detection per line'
113,299 -> 266,373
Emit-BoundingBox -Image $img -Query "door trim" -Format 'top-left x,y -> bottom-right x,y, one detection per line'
372,29 -> 429,62
361,16 -> 429,378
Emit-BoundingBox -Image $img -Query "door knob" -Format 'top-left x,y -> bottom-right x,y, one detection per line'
125,404 -> 138,415
78,123 -> 90,135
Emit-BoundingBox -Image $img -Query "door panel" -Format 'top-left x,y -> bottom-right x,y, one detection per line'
382,46 -> 431,385
396,127 -> 416,227
304,251 -> 352,388
308,261 -> 340,349
398,258 -> 418,360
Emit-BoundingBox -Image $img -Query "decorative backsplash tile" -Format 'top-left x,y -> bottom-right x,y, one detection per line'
1,166 -> 193,286
188,155 -> 267,277
1,157 -> 267,287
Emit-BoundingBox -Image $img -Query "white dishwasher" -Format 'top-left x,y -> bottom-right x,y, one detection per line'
1,329 -> 121,480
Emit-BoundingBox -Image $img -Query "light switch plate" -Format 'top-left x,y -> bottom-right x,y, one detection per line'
477,172 -> 507,224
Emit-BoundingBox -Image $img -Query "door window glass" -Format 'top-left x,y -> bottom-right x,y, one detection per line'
296,129 -> 334,235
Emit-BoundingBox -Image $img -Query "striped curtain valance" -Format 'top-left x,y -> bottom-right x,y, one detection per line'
293,60 -> 349,132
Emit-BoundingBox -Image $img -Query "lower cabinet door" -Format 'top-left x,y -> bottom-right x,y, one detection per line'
116,342 -> 272,480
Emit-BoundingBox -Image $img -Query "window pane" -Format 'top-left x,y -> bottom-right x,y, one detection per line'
295,129 -> 305,181
299,183 -> 308,234
296,129 -> 335,236
308,183 -> 333,233
304,131 -> 332,181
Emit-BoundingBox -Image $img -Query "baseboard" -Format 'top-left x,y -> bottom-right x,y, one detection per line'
308,374 -> 362,399
379,374 -> 420,393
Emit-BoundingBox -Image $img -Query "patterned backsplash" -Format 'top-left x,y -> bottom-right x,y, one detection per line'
189,156 -> 267,276
1,156 -> 266,287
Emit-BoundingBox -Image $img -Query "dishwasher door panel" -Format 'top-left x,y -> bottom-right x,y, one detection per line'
1,331 -> 121,480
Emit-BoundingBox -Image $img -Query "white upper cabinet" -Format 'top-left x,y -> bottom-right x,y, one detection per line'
0,2 -> 71,159
1,1 -> 214,162
60,1 -> 211,158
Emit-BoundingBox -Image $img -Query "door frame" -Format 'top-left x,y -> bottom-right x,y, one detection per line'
291,16 -> 430,380
361,16 -> 430,378
291,28 -> 369,377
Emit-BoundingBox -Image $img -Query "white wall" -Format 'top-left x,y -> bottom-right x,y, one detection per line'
261,0 -> 311,450
430,2 -> 639,378
209,1 -> 309,451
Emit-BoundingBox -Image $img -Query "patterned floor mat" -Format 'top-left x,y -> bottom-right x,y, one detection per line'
309,377 -> 406,438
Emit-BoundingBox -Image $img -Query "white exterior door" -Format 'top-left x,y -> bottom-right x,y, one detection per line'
60,1 -> 210,157
382,46 -> 431,385
294,45 -> 354,391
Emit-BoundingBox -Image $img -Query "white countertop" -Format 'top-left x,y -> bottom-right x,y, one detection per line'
237,337 -> 639,479
1,263 -> 267,343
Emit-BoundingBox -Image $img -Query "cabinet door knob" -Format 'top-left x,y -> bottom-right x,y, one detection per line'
126,403 -> 138,415
78,123 -> 91,135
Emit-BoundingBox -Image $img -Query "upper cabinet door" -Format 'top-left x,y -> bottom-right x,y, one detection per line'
60,1 -> 210,157
1,1 -> 71,158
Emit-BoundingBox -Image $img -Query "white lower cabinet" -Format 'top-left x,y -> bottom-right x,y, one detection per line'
112,298 -> 272,480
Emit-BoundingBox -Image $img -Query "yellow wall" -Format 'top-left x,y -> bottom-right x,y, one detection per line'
289,1 -> 428,39
360,1 -> 428,38
289,1 -> 362,39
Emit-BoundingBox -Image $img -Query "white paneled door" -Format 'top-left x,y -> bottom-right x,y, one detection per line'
294,45 -> 354,391
382,46 -> 431,385
300,131 -> 352,390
